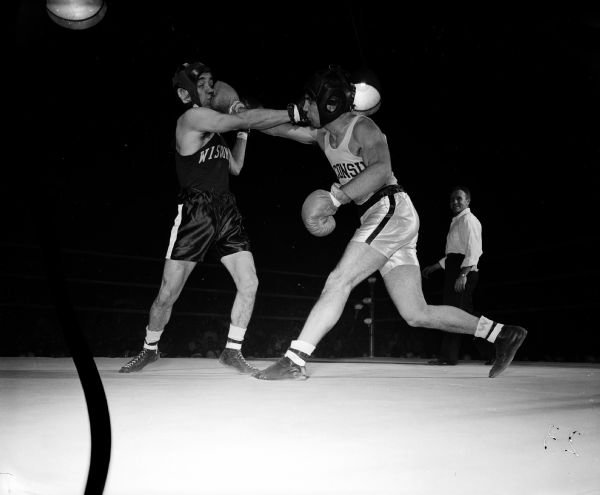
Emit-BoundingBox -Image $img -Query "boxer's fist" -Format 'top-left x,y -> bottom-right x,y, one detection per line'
212,80 -> 245,114
301,190 -> 338,237
287,103 -> 310,126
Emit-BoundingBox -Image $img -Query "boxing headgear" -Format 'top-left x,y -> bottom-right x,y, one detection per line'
172,62 -> 212,107
304,65 -> 356,127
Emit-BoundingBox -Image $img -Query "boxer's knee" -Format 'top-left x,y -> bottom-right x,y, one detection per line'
401,306 -> 432,328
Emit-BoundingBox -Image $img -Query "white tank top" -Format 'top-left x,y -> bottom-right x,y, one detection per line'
323,115 -> 397,204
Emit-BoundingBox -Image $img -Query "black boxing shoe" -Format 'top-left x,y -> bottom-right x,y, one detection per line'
119,348 -> 159,373
489,326 -> 527,378
218,348 -> 259,374
252,356 -> 308,380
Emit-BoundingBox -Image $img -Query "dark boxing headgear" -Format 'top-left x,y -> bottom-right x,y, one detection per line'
172,62 -> 211,107
304,65 -> 356,127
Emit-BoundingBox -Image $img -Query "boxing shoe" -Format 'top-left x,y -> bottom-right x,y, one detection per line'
489,326 -> 527,378
119,348 -> 159,373
252,356 -> 308,380
218,348 -> 259,374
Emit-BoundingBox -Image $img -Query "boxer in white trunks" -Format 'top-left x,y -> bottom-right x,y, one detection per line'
253,65 -> 527,380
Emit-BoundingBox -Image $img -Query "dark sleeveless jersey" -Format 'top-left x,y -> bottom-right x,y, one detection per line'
175,133 -> 231,194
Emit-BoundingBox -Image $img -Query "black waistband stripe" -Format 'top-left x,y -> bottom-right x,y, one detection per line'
357,184 -> 403,217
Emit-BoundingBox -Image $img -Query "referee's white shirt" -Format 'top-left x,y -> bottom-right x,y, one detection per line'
438,208 -> 483,271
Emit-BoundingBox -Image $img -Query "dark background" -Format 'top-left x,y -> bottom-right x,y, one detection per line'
5,3 -> 599,361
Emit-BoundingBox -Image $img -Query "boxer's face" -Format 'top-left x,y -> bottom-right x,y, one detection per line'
303,95 -> 320,127
450,190 -> 470,216
195,72 -> 216,107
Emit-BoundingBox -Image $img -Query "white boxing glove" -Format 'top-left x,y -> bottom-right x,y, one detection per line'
211,80 -> 246,114
301,189 -> 339,237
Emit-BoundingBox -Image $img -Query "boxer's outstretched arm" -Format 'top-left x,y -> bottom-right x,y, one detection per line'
260,123 -> 318,145
182,106 -> 291,134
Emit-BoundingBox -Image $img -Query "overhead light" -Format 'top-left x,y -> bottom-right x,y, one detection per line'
47,0 -> 107,30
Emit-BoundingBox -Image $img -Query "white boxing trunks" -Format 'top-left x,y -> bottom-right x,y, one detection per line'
353,186 -> 420,276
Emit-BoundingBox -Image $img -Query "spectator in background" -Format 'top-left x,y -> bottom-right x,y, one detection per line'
422,186 -> 493,365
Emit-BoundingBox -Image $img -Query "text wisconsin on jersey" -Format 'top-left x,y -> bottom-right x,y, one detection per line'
332,161 -> 366,179
198,145 -> 230,164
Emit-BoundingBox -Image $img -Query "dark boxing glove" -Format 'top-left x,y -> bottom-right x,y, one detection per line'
287,103 -> 310,126
301,189 -> 339,237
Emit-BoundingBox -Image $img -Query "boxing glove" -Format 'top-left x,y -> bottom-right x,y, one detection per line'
301,189 -> 339,237
212,80 -> 246,114
287,103 -> 310,126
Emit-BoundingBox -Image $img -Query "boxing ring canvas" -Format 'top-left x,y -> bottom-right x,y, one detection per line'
1,357 -> 599,495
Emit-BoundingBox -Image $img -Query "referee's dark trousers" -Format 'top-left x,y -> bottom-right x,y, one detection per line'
439,253 -> 479,364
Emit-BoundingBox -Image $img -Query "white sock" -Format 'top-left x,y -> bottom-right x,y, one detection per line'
285,340 -> 316,366
290,340 -> 316,355
143,326 -> 163,350
475,316 -> 504,343
225,324 -> 247,350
